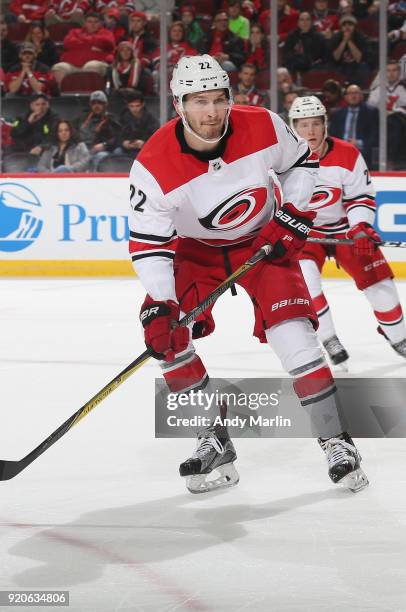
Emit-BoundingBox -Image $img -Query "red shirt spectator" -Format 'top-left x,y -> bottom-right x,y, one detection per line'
104,8 -> 127,44
151,21 -> 196,71
5,42 -> 56,96
9,0 -> 48,23
245,23 -> 269,71
61,13 -> 115,67
1,118 -> 14,149
312,0 -> 339,38
127,11 -> 157,69
46,0 -> 90,22
259,0 -> 299,41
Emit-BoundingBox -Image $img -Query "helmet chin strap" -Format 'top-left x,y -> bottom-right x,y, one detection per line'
178,99 -> 232,145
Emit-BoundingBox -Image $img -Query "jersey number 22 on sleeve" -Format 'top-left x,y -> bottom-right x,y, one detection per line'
130,184 -> 146,212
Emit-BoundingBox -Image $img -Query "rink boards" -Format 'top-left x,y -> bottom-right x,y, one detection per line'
0,173 -> 405,277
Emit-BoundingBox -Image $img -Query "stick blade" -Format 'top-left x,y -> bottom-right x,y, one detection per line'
0,460 -> 25,481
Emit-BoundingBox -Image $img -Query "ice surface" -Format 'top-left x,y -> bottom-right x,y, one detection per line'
1,278 -> 405,612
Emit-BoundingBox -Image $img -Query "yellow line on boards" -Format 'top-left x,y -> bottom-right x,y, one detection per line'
0,260 -> 406,278
0,261 -> 135,276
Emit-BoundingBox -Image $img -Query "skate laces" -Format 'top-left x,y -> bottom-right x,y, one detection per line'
325,438 -> 357,468
324,336 -> 345,356
195,434 -> 224,459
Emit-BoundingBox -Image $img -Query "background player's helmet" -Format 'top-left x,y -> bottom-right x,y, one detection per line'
288,95 -> 328,140
170,54 -> 233,144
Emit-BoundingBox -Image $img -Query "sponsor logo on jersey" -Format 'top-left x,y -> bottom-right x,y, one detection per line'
199,186 -> 267,231
309,186 -> 342,210
271,298 -> 310,311
0,182 -> 43,253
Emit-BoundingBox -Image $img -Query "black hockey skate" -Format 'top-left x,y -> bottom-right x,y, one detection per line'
323,335 -> 349,370
377,326 -> 406,358
318,432 -> 369,493
179,424 -> 239,494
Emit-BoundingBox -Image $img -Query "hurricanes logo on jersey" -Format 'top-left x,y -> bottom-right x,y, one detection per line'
310,186 -> 342,210
199,187 -> 268,231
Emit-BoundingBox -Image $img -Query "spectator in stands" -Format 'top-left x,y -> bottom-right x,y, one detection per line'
25,22 -> 59,69
233,92 -> 250,104
240,0 -> 259,22
259,0 -> 299,41
389,19 -> 406,44
277,66 -> 302,111
52,13 -> 115,85
283,11 -> 327,75
0,20 -> 19,73
320,78 -> 345,115
180,5 -> 204,52
329,14 -> 370,86
104,7 -> 127,45
45,0 -> 88,26
132,0 -> 175,21
279,90 -> 298,123
389,0 -> 406,28
115,90 -> 159,157
8,0 -> 48,23
203,10 -> 246,71
0,66 -> 6,96
1,117 -> 14,150
37,119 -> 90,173
10,92 -> 58,156
353,0 -> 379,18
77,90 -> 121,171
5,43 -> 57,97
337,0 -> 355,19
245,23 -> 269,72
127,11 -> 157,73
106,41 -> 142,96
368,59 -> 406,168
329,83 -> 379,167
151,21 -> 196,92
368,59 -> 406,110
312,0 -> 339,40
234,63 -> 266,106
227,0 -> 250,41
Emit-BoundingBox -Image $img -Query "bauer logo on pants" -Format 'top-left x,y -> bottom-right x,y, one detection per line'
0,182 -> 43,253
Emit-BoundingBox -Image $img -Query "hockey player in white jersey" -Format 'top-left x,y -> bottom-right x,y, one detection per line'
129,56 -> 368,494
290,95 -> 406,368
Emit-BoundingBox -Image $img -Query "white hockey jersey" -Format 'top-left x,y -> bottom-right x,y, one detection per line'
308,137 -> 376,236
128,105 -> 319,301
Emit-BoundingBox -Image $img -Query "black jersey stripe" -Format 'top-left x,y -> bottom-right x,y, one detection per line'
130,230 -> 177,243
131,251 -> 175,262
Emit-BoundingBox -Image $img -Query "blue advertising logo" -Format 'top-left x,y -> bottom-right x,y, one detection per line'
0,182 -> 43,252
376,191 -> 406,241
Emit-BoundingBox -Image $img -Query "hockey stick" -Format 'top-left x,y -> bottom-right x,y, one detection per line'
0,245 -> 271,481
308,237 -> 406,248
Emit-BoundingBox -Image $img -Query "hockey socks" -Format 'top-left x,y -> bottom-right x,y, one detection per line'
363,278 -> 406,347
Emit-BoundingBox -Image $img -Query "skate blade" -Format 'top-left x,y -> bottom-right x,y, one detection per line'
339,468 -> 369,493
186,462 -> 239,494
335,360 -> 349,373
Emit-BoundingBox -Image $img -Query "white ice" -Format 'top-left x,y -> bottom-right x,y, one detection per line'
1,277 -> 406,612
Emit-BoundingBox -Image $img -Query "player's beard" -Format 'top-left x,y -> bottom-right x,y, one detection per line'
187,115 -> 225,141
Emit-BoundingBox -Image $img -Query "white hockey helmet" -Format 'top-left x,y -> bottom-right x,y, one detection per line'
170,54 -> 233,144
288,95 -> 328,140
